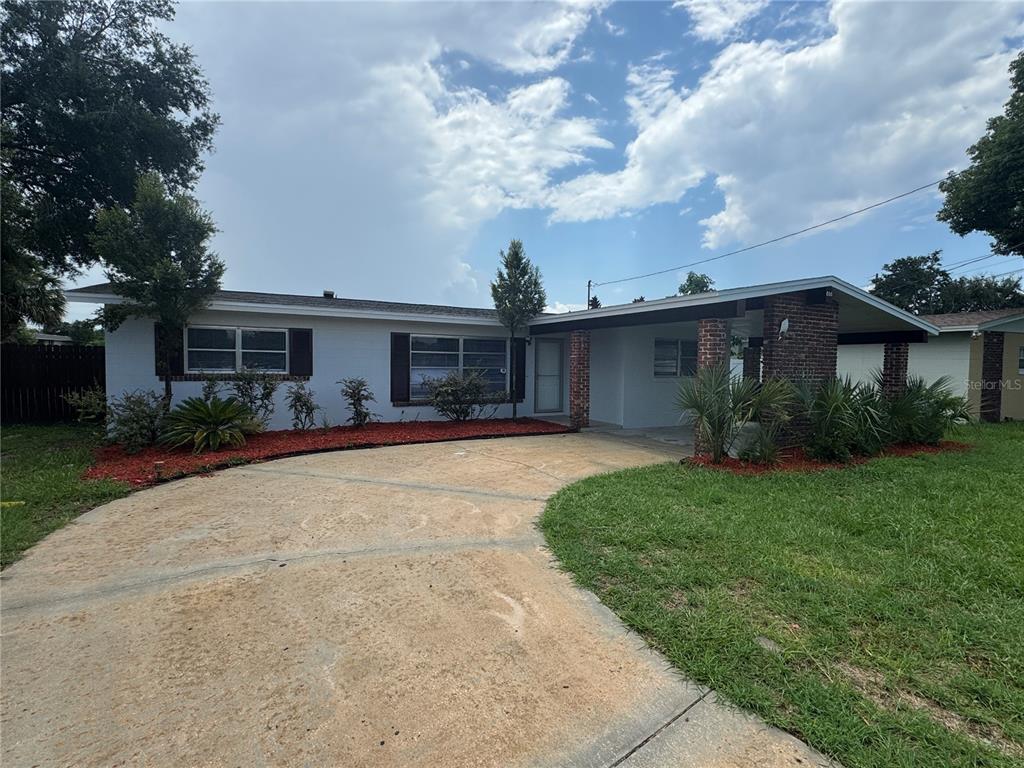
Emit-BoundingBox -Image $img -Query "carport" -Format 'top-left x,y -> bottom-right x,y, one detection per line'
528,276 -> 940,429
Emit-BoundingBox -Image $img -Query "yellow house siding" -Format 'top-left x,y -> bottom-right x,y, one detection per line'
968,334 -> 983,417
1001,332 -> 1024,421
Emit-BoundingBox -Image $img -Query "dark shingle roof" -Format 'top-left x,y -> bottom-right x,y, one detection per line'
68,283 -> 500,320
918,308 -> 1024,329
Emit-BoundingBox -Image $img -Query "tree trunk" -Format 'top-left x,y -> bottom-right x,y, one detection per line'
509,332 -> 517,423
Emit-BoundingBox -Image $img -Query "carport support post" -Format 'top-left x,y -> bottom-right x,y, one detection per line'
695,318 -> 729,456
569,330 -> 591,429
980,331 -> 1004,422
881,342 -> 909,397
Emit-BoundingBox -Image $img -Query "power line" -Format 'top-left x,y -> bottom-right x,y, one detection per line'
593,179 -> 943,288
947,254 -> 999,274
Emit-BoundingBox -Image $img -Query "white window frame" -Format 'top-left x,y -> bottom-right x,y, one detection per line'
409,334 -> 508,399
185,325 -> 289,374
653,338 -> 698,379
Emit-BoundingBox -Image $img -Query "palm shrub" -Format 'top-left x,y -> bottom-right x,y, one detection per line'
161,396 -> 261,454
795,378 -> 860,462
676,364 -> 794,464
881,375 -> 971,445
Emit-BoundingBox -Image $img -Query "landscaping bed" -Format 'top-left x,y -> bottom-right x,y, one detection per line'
685,440 -> 971,475
541,423 -> 1024,768
85,418 -> 571,486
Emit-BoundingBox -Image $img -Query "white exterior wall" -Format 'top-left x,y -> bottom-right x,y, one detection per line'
837,333 -> 972,396
589,322 -> 718,429
105,309 -> 569,430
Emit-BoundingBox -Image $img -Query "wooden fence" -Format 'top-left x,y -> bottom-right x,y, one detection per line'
1,344 -> 105,423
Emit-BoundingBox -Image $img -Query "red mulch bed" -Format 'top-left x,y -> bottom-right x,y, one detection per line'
86,418 -> 571,487
684,441 -> 971,476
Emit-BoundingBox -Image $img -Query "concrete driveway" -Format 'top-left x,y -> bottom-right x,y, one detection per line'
1,431 -> 832,767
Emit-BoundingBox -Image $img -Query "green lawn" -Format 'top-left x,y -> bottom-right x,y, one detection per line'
1,424 -> 131,568
541,423 -> 1024,768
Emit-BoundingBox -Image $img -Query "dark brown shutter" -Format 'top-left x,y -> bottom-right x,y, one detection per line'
390,332 -> 410,403
289,328 -> 313,376
154,323 -> 184,377
513,338 -> 527,402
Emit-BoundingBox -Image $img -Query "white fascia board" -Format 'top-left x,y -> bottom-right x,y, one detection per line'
65,292 -> 504,328
531,275 -> 940,335
977,313 -> 1024,331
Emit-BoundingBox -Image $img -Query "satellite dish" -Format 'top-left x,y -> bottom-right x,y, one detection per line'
778,318 -> 789,340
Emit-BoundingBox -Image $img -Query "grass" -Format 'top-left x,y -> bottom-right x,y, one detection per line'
1,423 -> 131,568
540,423 -> 1024,768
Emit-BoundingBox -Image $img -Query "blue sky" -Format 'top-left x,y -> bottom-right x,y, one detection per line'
66,1 -> 1024,318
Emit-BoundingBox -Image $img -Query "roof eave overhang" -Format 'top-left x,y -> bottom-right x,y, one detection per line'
978,313 -> 1024,331
64,292 -> 504,328
529,276 -> 940,336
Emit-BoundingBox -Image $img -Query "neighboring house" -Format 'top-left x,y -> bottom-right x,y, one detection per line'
67,276 -> 939,431
839,308 -> 1024,422
33,332 -> 74,346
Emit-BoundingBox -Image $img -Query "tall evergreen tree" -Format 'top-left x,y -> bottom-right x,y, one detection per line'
491,239 -> 546,422
1,0 -> 219,337
92,173 -> 224,405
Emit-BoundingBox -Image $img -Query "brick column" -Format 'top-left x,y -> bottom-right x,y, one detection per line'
697,318 -> 729,369
881,342 -> 909,397
569,330 -> 591,429
742,346 -> 761,381
980,331 -> 1004,422
761,291 -> 838,386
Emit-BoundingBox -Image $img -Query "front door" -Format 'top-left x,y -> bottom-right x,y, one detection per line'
534,338 -> 563,413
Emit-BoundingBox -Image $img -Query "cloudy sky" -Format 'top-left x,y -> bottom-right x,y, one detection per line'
69,0 -> 1024,316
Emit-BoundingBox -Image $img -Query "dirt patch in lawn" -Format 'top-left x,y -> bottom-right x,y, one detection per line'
684,441 -> 970,476
85,418 -> 571,487
836,661 -> 1023,759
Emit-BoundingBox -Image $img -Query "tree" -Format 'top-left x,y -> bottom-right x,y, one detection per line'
937,51 -> 1024,260
870,250 -> 1024,314
1,0 -> 219,331
490,239 -> 546,422
870,252 -> 948,314
41,318 -> 104,345
632,296 -> 646,303
588,294 -> 602,309
679,271 -> 714,295
92,173 -> 224,405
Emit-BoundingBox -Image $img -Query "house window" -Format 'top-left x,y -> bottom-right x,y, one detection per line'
186,326 -> 288,373
410,335 -> 507,399
1018,345 -> 1024,375
654,338 -> 698,377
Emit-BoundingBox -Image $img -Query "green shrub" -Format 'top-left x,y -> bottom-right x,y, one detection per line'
160,396 -> 261,454
285,381 -> 320,430
338,377 -> 378,427
882,375 -> 971,445
228,369 -> 279,428
676,364 -> 794,463
63,385 -> 108,424
795,378 -> 861,462
201,376 -> 224,403
107,390 -> 166,454
425,369 -> 502,422
738,419 -> 783,465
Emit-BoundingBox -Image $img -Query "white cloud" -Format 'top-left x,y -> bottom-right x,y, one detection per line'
673,0 -> 769,42
584,92 -> 601,106
548,1 -> 1022,252
625,62 -> 680,129
544,301 -> 586,313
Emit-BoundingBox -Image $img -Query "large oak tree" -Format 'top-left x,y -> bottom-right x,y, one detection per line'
1,0 -> 218,338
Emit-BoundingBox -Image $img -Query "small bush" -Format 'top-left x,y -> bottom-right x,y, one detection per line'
338,377 -> 378,427
161,396 -> 261,454
285,381 -> 320,430
201,376 -> 224,403
229,369 -> 279,428
738,420 -> 782,465
64,385 -> 107,424
425,370 -> 502,422
796,378 -> 860,462
883,375 -> 971,445
108,390 -> 166,454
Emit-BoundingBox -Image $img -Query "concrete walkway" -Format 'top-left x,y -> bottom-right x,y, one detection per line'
1,431 -> 834,767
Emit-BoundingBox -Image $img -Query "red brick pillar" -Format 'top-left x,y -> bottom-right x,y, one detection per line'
569,330 -> 591,429
761,291 -> 838,386
697,318 -> 729,369
742,346 -> 761,381
881,342 -> 909,397
980,331 -> 1004,422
